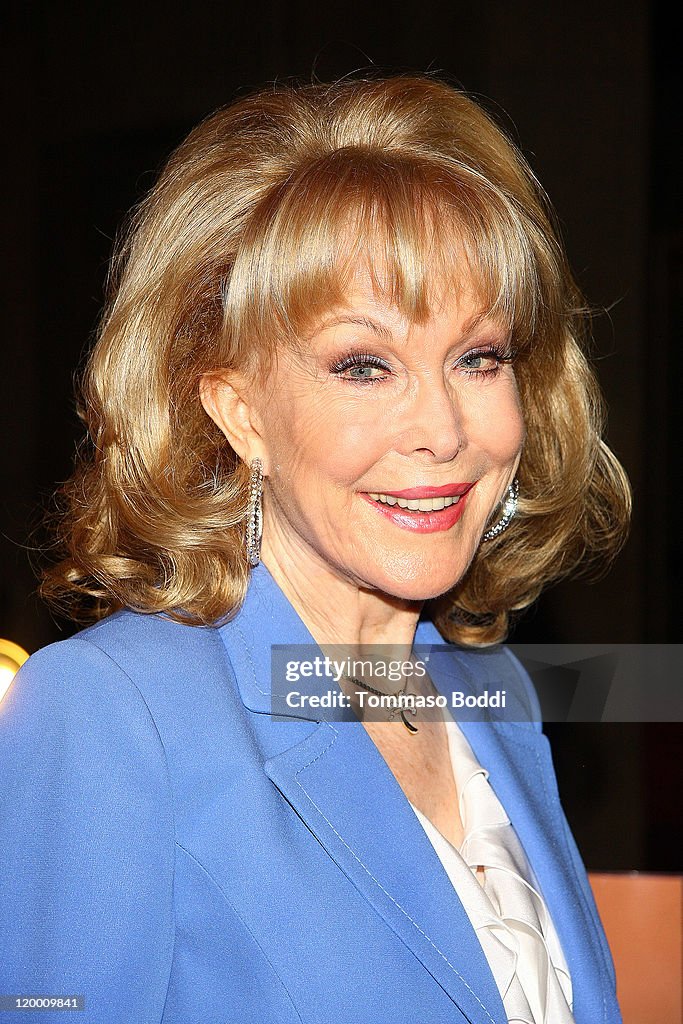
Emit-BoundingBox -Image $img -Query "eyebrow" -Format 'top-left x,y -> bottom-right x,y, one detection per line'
313,309 -> 498,343
313,314 -> 394,341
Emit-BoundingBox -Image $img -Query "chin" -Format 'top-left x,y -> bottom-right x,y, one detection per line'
372,561 -> 468,603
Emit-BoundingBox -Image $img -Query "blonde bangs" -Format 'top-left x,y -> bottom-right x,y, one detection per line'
225,150 -> 544,372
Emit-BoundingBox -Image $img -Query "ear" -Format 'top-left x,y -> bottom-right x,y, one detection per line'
199,369 -> 266,467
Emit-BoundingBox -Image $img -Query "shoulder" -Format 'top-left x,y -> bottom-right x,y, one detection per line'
429,640 -> 543,731
0,609 -> 235,759
0,617 -> 162,765
5,608 -> 228,706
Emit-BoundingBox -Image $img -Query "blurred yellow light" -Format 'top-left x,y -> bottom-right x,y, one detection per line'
0,639 -> 30,703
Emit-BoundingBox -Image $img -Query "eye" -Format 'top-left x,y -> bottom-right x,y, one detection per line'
329,350 -> 391,385
457,344 -> 516,379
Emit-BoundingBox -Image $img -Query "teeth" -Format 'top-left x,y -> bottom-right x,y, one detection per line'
368,493 -> 461,511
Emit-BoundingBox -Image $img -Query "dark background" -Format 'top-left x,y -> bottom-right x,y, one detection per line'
2,2 -> 680,870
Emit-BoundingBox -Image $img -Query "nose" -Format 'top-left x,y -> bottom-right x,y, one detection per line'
395,374 -> 465,462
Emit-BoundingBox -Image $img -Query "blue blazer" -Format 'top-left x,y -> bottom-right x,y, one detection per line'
0,561 -> 620,1023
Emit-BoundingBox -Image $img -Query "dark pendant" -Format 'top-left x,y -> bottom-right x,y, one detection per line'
401,709 -> 419,734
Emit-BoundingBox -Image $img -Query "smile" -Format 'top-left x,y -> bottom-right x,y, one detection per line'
360,485 -> 476,533
369,493 -> 461,511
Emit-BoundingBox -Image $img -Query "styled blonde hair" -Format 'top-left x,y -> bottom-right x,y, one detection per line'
40,74 -> 632,645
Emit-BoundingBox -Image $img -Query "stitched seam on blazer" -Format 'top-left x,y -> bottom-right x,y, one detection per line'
160,853 -> 178,1024
503,731 -> 609,1024
293,723 -> 498,1024
79,634 -> 180,840
73,634 -> 178,1024
174,843 -> 304,1024
232,620 -> 297,699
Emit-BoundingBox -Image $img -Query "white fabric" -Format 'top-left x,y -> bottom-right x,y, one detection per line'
408,706 -> 575,1024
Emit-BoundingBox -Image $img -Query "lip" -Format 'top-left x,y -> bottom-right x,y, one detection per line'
371,483 -> 475,499
360,484 -> 476,534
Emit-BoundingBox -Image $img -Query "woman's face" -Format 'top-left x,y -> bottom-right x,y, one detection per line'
251,266 -> 525,601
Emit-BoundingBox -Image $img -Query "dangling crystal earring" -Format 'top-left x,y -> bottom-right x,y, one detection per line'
482,478 -> 519,542
246,457 -> 263,566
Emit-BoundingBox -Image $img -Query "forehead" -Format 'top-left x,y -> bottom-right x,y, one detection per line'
304,259 -> 505,343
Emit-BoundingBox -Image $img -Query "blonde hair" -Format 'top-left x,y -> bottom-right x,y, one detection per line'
40,74 -> 632,645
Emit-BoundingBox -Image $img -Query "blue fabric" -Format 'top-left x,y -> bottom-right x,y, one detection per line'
0,561 -> 621,1023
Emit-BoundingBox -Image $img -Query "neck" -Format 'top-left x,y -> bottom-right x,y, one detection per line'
259,538 -> 423,653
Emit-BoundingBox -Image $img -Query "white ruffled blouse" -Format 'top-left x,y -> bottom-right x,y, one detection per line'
408,705 -> 575,1024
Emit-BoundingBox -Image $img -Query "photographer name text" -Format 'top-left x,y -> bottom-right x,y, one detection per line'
284,689 -> 507,710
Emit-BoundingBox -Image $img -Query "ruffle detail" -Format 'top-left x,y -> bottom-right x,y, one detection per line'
409,706 -> 575,1024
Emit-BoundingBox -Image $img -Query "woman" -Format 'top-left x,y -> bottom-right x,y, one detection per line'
0,75 -> 630,1023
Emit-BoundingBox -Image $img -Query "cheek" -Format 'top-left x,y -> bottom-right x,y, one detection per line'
499,403 -> 526,458
468,382 -> 525,460
265,391 -> 381,485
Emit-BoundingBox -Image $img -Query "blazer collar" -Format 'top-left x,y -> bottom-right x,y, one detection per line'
218,561 -> 612,1024
221,559 -> 447,718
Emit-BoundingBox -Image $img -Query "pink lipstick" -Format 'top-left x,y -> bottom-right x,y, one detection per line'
374,483 -> 473,499
360,483 -> 476,534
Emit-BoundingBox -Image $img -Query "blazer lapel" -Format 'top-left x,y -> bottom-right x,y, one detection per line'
263,715 -> 510,1023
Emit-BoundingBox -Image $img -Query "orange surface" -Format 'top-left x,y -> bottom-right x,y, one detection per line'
589,872 -> 682,1024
